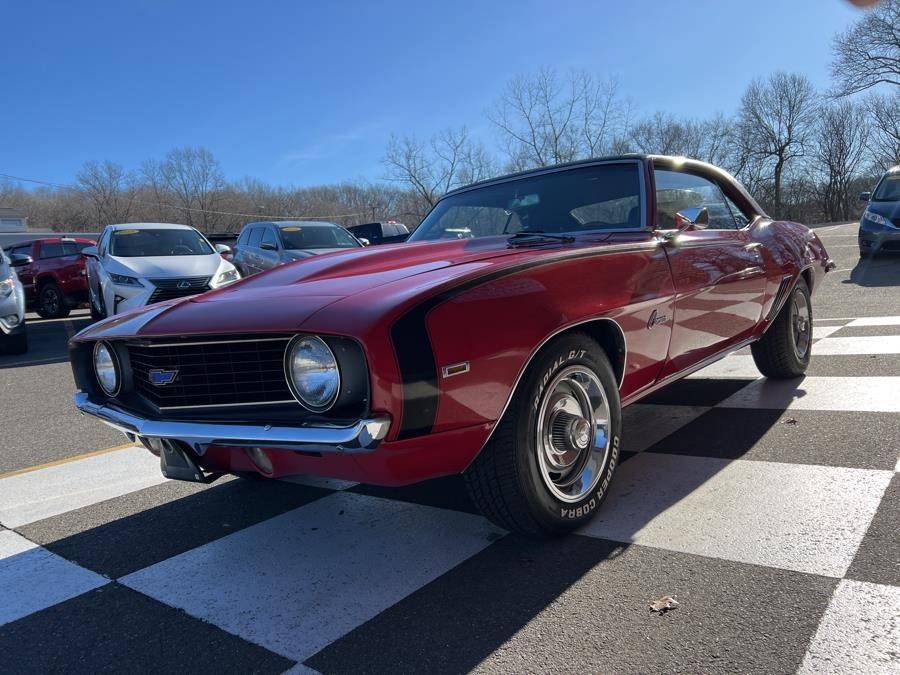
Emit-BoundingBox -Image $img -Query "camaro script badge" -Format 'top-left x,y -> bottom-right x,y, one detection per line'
149,368 -> 179,386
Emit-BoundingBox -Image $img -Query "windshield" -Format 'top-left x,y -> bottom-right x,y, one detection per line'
279,225 -> 360,249
409,163 -> 642,241
109,228 -> 213,257
872,174 -> 900,202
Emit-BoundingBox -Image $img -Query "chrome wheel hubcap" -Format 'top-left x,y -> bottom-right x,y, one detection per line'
536,365 -> 611,503
791,291 -> 811,360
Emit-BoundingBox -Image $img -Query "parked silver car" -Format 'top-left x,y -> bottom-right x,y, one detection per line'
0,249 -> 29,354
232,221 -> 363,276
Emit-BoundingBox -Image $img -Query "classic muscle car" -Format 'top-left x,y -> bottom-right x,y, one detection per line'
69,155 -> 833,536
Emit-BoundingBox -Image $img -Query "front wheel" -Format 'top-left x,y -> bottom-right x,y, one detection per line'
89,287 -> 106,321
465,332 -> 622,537
751,276 -> 812,378
36,282 -> 70,319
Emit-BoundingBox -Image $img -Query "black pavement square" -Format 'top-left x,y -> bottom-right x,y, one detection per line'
846,472 -> 900,587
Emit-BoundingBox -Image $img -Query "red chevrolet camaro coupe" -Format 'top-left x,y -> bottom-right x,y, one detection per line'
69,155 -> 833,536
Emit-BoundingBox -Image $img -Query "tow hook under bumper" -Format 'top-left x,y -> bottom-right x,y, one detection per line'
150,437 -> 224,484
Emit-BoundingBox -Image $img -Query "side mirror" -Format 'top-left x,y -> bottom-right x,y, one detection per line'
859,191 -> 872,202
358,238 -> 370,246
259,242 -> 277,251
81,245 -> 99,259
674,207 -> 709,231
215,243 -> 231,254
8,253 -> 32,267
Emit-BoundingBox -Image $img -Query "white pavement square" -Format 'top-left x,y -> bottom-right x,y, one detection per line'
122,491 -> 504,662
814,335 -> 900,355
799,580 -> 900,674
0,530 -> 107,626
579,453 -> 892,577
847,316 -> 900,327
811,325 -> 843,339
689,354 -> 761,379
0,446 -> 166,528
717,376 -> 900,413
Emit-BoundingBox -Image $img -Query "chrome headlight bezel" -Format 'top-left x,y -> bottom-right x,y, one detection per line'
93,340 -> 122,396
284,335 -> 341,412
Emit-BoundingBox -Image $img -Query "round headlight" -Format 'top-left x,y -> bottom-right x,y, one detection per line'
285,335 -> 340,411
93,341 -> 120,396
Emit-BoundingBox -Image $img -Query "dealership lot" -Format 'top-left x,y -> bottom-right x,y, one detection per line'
0,221 -> 898,673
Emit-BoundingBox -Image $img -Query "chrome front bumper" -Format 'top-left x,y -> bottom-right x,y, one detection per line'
74,391 -> 391,455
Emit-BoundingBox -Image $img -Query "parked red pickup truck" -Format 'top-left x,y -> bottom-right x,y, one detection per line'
3,237 -> 94,318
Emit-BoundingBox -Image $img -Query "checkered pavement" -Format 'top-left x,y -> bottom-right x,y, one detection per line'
1,316 -> 898,674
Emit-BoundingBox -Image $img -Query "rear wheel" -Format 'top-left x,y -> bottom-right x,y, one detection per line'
36,282 -> 70,319
465,333 -> 622,537
751,277 -> 812,378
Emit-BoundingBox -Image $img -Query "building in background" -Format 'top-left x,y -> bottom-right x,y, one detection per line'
0,207 -> 27,232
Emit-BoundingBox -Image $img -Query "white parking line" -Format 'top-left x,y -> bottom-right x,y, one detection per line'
814,335 -> 900,355
0,446 -> 165,528
847,316 -> 900,327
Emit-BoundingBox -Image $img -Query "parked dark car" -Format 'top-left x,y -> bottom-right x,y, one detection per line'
858,165 -> 900,257
232,220 -> 363,276
3,237 -> 94,318
347,221 -> 410,245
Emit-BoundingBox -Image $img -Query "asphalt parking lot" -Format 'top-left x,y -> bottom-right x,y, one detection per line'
0,221 -> 898,673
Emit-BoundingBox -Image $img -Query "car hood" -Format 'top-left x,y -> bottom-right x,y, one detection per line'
108,253 -> 223,279
74,237 -> 603,340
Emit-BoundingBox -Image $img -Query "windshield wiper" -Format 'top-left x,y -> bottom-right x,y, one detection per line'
507,231 -> 575,247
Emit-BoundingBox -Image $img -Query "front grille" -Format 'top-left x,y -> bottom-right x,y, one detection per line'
147,276 -> 211,304
128,336 -> 294,410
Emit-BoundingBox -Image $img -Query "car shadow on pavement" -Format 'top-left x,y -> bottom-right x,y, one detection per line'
843,255 -> 900,287
6,376 -> 810,671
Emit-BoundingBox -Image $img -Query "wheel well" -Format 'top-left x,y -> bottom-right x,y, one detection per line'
576,319 -> 627,387
800,267 -> 813,293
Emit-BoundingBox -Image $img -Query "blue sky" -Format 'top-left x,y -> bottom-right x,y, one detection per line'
1,0 -> 861,187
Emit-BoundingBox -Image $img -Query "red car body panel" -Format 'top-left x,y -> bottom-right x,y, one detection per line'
10,237 -> 94,308
70,157 -> 832,486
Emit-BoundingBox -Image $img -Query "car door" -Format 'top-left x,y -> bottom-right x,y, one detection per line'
655,166 -> 766,377
244,226 -> 265,275
258,226 -> 281,271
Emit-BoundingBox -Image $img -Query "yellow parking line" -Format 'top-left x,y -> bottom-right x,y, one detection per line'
0,442 -> 138,479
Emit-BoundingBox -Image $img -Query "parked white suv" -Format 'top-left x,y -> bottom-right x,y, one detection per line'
0,249 -> 28,354
83,223 -> 240,318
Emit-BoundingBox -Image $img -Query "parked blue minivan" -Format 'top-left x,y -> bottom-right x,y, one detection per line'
859,166 -> 900,257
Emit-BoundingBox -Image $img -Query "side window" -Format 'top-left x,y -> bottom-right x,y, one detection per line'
247,227 -> 263,248
237,228 -> 251,246
654,169 -> 737,230
62,242 -> 89,256
97,230 -> 109,255
10,245 -> 31,257
724,195 -> 750,229
261,227 -> 279,249
40,242 -> 64,258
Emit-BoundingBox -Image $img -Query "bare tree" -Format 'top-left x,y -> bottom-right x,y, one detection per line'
737,72 -> 818,215
830,0 -> 900,97
76,160 -> 136,226
815,100 -> 870,220
141,147 -> 226,230
383,127 -> 494,217
489,68 -> 627,170
866,91 -> 900,168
